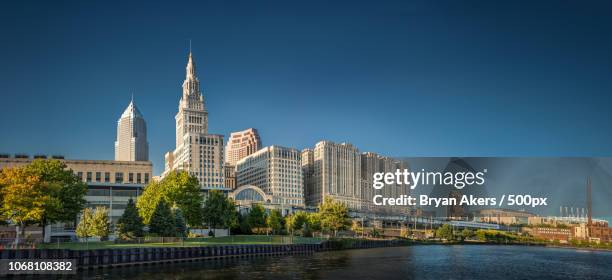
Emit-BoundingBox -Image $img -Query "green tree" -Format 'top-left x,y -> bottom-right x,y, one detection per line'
460,228 -> 474,241
436,224 -> 454,240
116,198 -> 144,240
148,200 -> 176,237
201,190 -> 238,233
137,171 -> 202,226
306,212 -> 322,237
286,211 -> 308,235
92,206 -> 110,240
247,204 -> 267,233
319,197 -> 351,237
76,208 -> 95,240
266,209 -> 283,234
174,208 -> 187,237
239,212 -> 252,234
0,160 -> 87,243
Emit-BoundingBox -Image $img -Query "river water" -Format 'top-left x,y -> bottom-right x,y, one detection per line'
77,245 -> 612,279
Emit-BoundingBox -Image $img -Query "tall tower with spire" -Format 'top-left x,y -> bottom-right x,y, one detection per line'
115,98 -> 149,161
164,50 -> 226,192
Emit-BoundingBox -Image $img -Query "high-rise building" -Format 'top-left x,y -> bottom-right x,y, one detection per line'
225,128 -> 261,166
301,148 -> 315,206
236,146 -> 304,207
361,152 -> 409,214
163,51 -> 226,192
114,99 -> 149,161
303,141 -> 362,211
224,164 -> 237,190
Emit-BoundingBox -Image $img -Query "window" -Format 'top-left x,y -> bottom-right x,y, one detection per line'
144,173 -> 149,184
137,173 -> 141,184
95,172 -> 101,182
104,172 -> 110,183
129,173 -> 134,183
115,172 -> 123,183
77,172 -> 83,182
86,172 -> 92,182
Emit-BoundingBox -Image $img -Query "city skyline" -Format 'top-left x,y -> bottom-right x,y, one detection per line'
2,1 -> 612,175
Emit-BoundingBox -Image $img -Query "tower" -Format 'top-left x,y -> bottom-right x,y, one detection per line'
115,98 -> 149,161
164,50 -> 226,192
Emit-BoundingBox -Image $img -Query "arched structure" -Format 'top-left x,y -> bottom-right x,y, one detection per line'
230,185 -> 271,204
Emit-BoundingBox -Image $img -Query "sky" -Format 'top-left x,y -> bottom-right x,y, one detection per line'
1,0 -> 612,175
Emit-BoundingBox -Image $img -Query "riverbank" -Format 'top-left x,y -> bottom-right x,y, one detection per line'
2,237 -> 610,272
1,239 -> 405,270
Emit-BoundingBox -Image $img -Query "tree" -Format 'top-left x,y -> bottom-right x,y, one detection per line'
286,211 -> 308,235
266,209 -> 282,235
247,204 -> 267,233
76,208 -> 95,240
201,190 -> 238,233
137,171 -> 202,226
116,198 -> 144,240
174,208 -> 187,237
306,212 -> 322,237
148,200 -> 176,237
0,160 -> 87,243
319,197 -> 351,237
239,212 -> 252,234
91,206 -> 110,240
26,160 -> 88,240
460,228 -> 474,241
436,224 -> 454,240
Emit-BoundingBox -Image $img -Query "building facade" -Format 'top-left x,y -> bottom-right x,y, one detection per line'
0,155 -> 152,240
225,128 -> 261,166
236,146 -> 304,207
304,141 -> 362,211
114,99 -> 149,161
224,164 -> 237,190
360,152 -> 409,214
163,51 -> 226,192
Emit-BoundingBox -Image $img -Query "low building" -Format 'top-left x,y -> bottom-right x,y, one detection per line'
527,226 -> 573,242
0,154 -> 152,241
475,209 -> 536,225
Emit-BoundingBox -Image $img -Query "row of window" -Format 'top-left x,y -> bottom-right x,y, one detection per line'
76,171 -> 150,184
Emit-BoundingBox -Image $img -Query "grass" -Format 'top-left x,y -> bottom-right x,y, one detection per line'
37,235 -> 324,250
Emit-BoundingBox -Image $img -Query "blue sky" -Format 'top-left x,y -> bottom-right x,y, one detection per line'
1,0 -> 611,175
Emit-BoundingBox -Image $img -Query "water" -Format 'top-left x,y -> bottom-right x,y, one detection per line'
76,245 -> 611,279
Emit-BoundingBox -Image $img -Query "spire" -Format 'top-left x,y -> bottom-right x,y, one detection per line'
186,43 -> 196,80
121,97 -> 143,119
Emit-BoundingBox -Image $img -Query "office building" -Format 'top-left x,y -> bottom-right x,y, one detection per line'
225,128 -> 261,166
236,146 -> 304,208
163,51 -> 226,192
303,141 -> 362,211
114,98 -> 149,161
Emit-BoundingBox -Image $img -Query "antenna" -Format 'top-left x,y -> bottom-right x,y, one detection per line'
189,39 -> 192,53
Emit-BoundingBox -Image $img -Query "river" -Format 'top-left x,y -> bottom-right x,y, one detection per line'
77,245 -> 612,279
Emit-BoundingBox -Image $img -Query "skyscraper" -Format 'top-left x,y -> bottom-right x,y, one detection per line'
114,99 -> 149,161
236,146 -> 304,208
361,152 -> 409,214
163,51 -> 226,191
225,128 -> 262,166
304,141 -> 362,211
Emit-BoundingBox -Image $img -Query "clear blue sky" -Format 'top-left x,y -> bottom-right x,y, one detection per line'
1,0 -> 611,175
